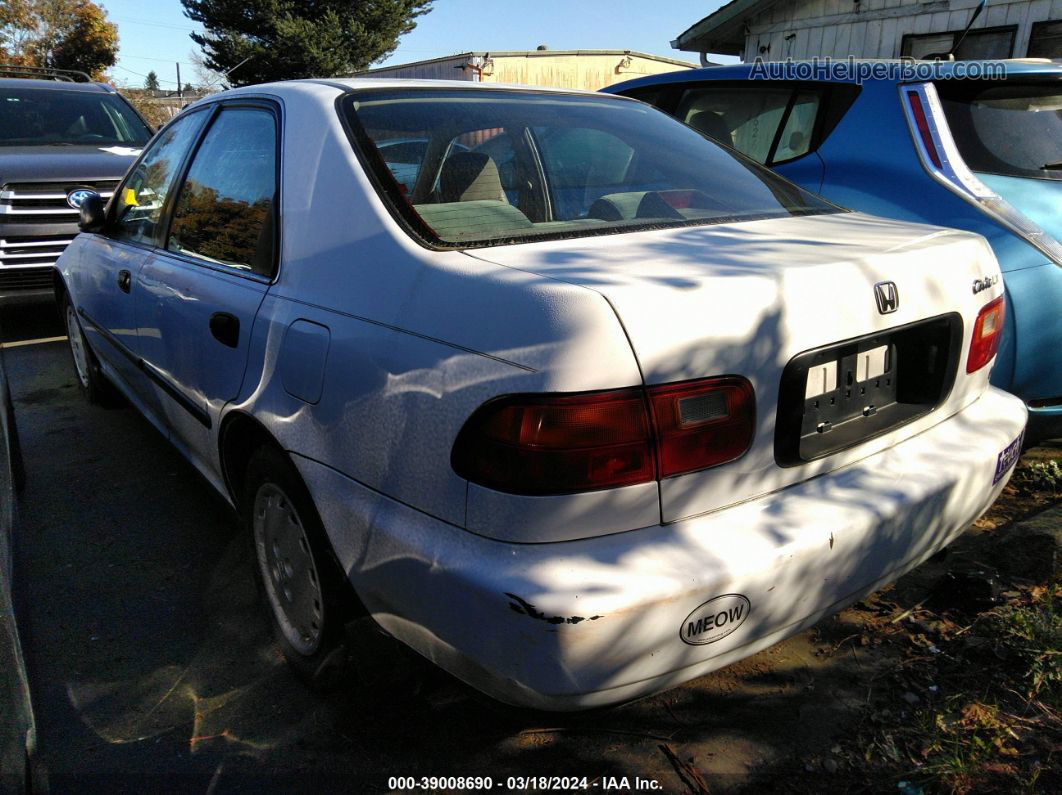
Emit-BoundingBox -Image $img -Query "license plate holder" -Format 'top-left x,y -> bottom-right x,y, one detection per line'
775,314 -> 963,466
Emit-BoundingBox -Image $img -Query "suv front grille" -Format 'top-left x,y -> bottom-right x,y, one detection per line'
0,179 -> 118,272
0,234 -> 76,267
0,268 -> 54,291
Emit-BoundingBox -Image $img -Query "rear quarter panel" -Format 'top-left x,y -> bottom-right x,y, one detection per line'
229,84 -> 645,530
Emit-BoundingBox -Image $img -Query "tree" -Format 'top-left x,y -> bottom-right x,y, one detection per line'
0,1 -> 36,65
0,0 -> 118,81
144,70 -> 160,91
180,0 -> 433,86
49,1 -> 119,80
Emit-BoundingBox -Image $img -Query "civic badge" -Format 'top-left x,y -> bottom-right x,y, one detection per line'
874,281 -> 899,314
66,188 -> 95,210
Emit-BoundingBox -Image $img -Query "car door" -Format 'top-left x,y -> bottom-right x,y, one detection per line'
73,109 -> 209,399
135,101 -> 279,484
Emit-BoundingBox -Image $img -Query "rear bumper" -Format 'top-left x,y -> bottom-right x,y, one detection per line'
295,386 -> 1028,710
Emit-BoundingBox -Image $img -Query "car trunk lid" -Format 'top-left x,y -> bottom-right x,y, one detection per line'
467,211 -> 1004,522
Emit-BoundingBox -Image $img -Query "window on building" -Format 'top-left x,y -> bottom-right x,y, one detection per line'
1027,20 -> 1062,58
901,26 -> 1016,60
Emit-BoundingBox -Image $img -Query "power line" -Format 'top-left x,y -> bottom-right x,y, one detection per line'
110,16 -> 199,33
113,64 -> 182,86
121,53 -> 199,66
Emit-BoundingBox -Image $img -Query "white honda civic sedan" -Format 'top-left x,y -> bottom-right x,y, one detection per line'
58,79 -> 1026,710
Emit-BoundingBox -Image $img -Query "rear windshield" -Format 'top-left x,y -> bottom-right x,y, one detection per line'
938,81 -> 1062,181
341,89 -> 839,248
0,86 -> 151,147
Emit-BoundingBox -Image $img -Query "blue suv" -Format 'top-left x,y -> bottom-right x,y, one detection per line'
608,60 -> 1062,441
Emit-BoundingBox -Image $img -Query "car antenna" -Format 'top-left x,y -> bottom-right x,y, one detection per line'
948,0 -> 988,60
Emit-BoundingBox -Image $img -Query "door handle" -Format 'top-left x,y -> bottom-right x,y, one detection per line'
209,312 -> 240,348
117,269 -> 131,293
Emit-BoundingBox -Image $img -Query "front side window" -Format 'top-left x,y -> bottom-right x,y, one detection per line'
111,110 -> 208,246
167,107 -> 278,276
343,89 -> 837,248
0,86 -> 151,146
937,81 -> 1062,181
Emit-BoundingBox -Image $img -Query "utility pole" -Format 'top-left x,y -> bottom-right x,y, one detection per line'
176,62 -> 183,104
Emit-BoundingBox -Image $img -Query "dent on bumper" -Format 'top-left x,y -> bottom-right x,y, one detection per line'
295,386 -> 1027,710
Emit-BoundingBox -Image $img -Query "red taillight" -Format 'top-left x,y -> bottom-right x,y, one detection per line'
967,295 -> 1005,374
452,378 -> 755,495
907,91 -> 943,170
451,389 -> 654,495
648,377 -> 756,478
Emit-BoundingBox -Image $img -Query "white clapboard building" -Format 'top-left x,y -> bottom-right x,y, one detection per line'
673,0 -> 1062,63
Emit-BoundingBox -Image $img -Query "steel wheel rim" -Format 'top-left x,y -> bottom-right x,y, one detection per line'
65,305 -> 90,388
253,482 -> 324,656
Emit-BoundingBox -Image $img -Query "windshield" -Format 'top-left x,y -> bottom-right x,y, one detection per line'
938,80 -> 1062,181
341,89 -> 839,248
0,86 -> 151,147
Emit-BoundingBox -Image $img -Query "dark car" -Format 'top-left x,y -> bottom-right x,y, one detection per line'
0,66 -> 152,301
1,317 -> 32,791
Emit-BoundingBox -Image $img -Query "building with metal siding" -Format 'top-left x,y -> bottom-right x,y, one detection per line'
358,50 -> 697,91
672,0 -> 1062,63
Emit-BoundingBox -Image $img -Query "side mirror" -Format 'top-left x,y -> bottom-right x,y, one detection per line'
77,192 -> 107,233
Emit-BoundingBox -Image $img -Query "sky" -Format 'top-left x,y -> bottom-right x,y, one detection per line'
97,0 -> 731,90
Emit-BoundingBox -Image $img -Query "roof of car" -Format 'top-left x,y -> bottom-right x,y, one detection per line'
607,58 -> 1062,93
190,76 -> 608,102
0,77 -> 115,93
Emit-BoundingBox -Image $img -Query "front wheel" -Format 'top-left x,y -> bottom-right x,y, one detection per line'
62,296 -> 116,405
244,445 -> 351,688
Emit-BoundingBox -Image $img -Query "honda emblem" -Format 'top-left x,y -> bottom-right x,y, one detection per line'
874,281 -> 899,314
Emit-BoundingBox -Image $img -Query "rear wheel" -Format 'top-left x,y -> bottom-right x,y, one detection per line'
62,296 -> 116,405
244,445 -> 350,688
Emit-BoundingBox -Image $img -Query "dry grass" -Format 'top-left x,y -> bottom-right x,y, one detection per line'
756,453 -> 1062,794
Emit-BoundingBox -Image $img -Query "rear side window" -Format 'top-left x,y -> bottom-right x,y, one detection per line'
937,81 -> 1062,181
642,82 -> 862,167
773,92 -> 819,161
676,86 -> 797,162
166,107 -> 278,276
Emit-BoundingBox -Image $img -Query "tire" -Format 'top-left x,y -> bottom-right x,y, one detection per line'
243,445 -> 352,689
62,295 -> 117,405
